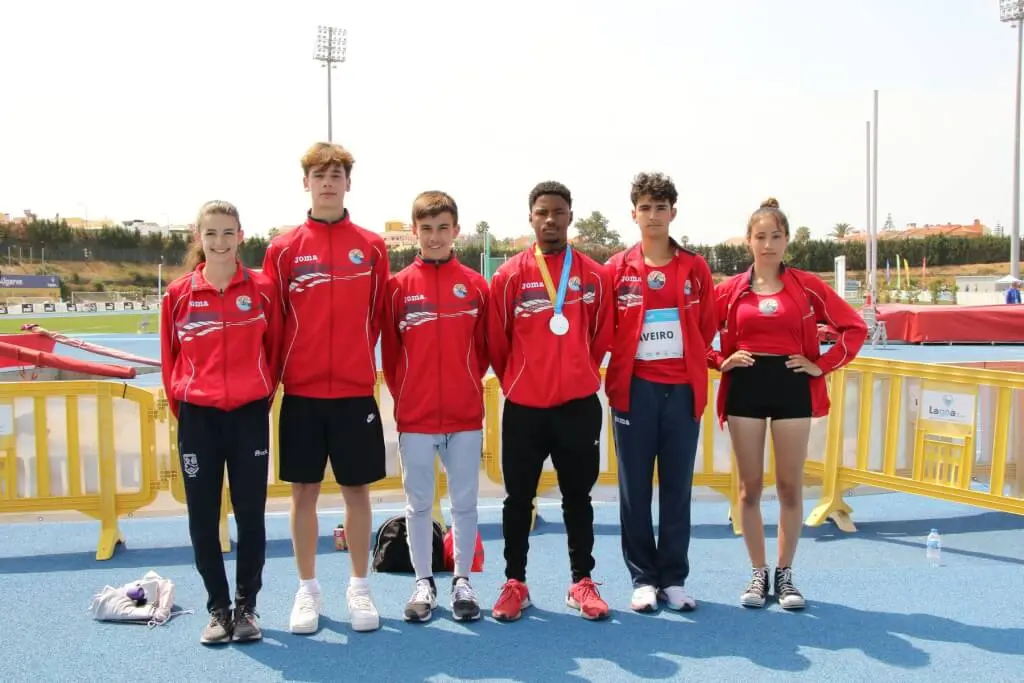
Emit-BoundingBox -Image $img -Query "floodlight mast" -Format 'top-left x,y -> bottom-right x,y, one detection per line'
314,25 -> 347,142
871,90 -> 879,305
1000,1 -> 1024,279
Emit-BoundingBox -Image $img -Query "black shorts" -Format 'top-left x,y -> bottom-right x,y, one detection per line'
278,394 -> 386,486
724,354 -> 812,421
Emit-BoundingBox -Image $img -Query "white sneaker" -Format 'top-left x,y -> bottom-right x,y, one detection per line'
347,585 -> 381,632
289,589 -> 322,634
631,585 -> 658,613
659,585 -> 697,612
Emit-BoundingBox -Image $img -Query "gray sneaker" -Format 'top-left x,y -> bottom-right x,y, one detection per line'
200,608 -> 233,645
232,604 -> 262,642
451,576 -> 481,621
403,578 -> 437,623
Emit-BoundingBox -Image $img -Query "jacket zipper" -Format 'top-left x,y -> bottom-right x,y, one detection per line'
328,226 -> 334,395
435,263 -> 443,431
557,254 -> 563,401
219,285 -> 228,407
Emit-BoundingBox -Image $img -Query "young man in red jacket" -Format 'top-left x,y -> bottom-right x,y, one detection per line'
605,173 -> 717,613
381,191 -> 489,623
487,181 -> 614,622
262,142 -> 390,635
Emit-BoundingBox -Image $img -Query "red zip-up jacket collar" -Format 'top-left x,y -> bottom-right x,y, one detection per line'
604,241 -> 717,417
306,208 -> 350,228
160,262 -> 283,420
711,264 -> 868,426
189,260 -> 250,292
381,253 -> 489,433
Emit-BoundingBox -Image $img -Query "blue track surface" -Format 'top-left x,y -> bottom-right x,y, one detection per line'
0,494 -> 1022,682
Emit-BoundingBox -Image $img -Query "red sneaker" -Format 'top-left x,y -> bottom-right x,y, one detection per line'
492,579 -> 531,621
566,577 -> 609,620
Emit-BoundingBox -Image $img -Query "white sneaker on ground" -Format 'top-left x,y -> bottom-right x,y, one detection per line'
289,589 -> 322,634
347,585 -> 381,632
631,585 -> 658,613
659,585 -> 697,612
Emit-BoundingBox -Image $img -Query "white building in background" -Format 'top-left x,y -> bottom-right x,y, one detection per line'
954,275 -> 1002,305
166,224 -> 193,238
121,220 -> 164,236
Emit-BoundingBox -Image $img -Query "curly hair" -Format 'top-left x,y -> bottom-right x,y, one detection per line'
529,181 -> 572,209
630,172 -> 678,207
747,197 -> 790,237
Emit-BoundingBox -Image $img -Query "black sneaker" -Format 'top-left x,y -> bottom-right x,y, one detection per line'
200,607 -> 233,645
773,567 -> 806,610
403,578 -> 437,623
232,604 -> 262,642
740,567 -> 769,608
451,576 -> 481,621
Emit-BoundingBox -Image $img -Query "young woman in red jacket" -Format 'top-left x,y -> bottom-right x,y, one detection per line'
161,200 -> 282,645
712,198 -> 867,610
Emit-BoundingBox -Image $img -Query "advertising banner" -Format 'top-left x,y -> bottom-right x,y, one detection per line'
0,274 -> 60,289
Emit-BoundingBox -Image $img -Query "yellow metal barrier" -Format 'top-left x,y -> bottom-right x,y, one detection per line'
2,358 -> 1020,562
807,358 -> 1023,530
0,380 -> 159,559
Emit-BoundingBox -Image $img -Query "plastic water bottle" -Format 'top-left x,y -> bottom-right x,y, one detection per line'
926,529 -> 942,566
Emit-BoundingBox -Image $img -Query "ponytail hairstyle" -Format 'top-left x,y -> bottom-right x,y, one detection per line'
746,197 -> 790,238
183,200 -> 241,270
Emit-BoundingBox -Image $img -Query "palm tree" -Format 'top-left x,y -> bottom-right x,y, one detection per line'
830,222 -> 853,240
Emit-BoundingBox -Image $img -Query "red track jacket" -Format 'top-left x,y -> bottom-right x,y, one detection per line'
711,265 -> 868,425
160,263 -> 282,420
261,212 -> 389,399
604,242 -> 718,417
486,245 -> 614,409
381,255 -> 489,434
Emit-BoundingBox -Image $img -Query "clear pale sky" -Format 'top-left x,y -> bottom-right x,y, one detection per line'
1,0 -> 1020,246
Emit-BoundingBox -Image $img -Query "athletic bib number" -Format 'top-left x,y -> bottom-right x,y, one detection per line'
635,308 -> 683,361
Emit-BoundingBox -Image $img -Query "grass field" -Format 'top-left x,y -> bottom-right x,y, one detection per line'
0,312 -> 156,335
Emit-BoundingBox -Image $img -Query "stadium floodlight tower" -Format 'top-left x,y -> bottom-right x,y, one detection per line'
1001,0 -> 1024,279
314,25 -> 347,142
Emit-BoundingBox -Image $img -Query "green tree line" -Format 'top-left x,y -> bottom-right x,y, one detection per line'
0,217 -> 1016,275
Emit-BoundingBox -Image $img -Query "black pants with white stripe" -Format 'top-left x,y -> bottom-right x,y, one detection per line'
178,398 -> 269,613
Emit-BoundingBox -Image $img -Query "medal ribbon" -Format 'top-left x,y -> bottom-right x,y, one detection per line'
533,244 -> 573,315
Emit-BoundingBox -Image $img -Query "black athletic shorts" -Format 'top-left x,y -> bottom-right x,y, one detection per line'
724,354 -> 812,421
278,394 -> 386,486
